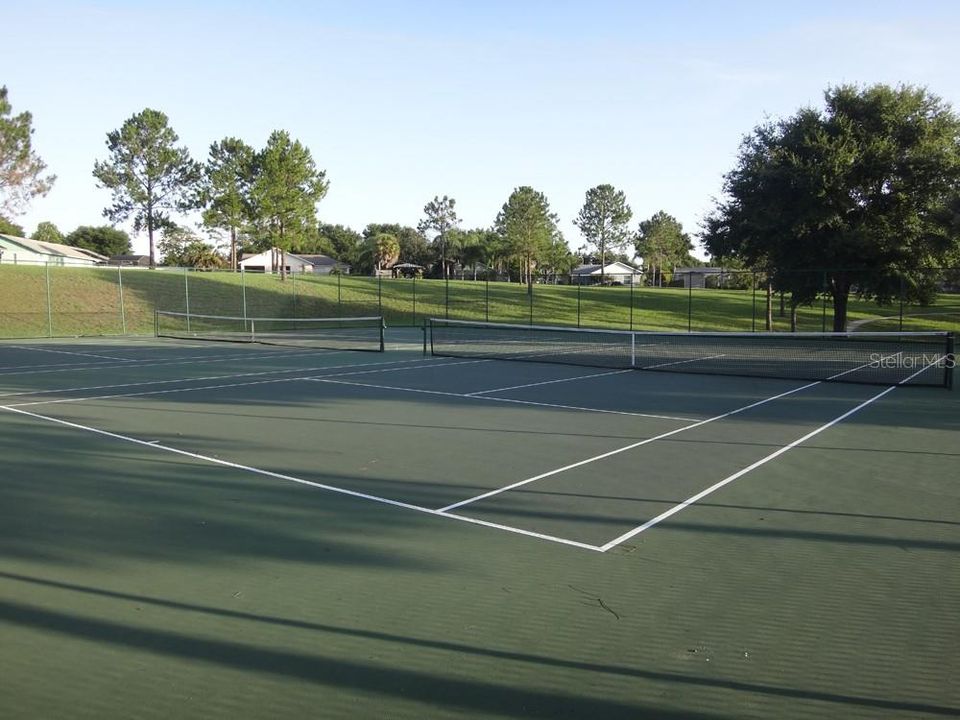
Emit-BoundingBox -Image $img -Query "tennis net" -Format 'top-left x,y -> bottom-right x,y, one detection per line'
157,312 -> 385,352
427,319 -> 954,387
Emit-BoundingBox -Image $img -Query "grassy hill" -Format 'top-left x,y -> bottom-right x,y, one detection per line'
1,264 -> 957,338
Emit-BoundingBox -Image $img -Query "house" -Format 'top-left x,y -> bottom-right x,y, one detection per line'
672,267 -> 726,288
238,249 -> 350,274
296,254 -> 351,275
568,261 -> 642,285
109,254 -> 151,267
0,234 -> 109,266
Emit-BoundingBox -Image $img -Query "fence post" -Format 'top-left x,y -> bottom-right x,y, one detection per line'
412,275 -> 417,325
821,272 -> 828,333
687,273 -> 693,332
629,280 -> 634,330
378,273 -> 382,317
45,263 -> 53,337
241,266 -> 248,320
485,277 -> 489,322
118,265 -> 126,335
184,267 -> 191,331
751,272 -> 757,332
898,273 -> 905,332
292,271 -> 298,316
529,283 -> 534,325
445,275 -> 450,319
337,273 -> 342,316
577,283 -> 581,328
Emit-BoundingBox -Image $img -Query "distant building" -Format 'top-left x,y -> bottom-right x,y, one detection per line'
672,267 -> 726,288
0,234 -> 108,266
238,249 -> 350,275
568,261 -> 642,285
109,254 -> 151,267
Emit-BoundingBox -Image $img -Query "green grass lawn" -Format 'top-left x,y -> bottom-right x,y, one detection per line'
1,265 -> 958,338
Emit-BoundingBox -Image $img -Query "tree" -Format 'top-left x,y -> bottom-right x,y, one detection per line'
362,223 -> 430,268
495,186 -> 559,292
573,184 -> 632,283
361,232 -> 400,274
0,215 -> 24,237
157,226 -> 223,268
417,195 -> 459,279
64,225 -> 132,257
249,130 -> 329,280
635,211 -> 695,287
93,108 -> 202,268
0,86 -> 55,216
318,223 -> 363,265
705,84 -> 960,331
31,221 -> 63,244
201,137 -> 255,270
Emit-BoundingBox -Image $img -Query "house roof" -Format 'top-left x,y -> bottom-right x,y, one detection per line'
238,249 -> 348,267
297,254 -> 348,267
0,234 -> 109,262
571,261 -> 640,275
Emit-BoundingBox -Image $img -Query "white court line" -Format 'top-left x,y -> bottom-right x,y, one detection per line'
465,369 -> 632,396
3,357 -> 479,408
5,345 -> 136,363
0,355 -> 456,400
641,353 -> 727,370
436,379 -> 823,512
598,358 -> 943,551
308,376 -> 697,422
0,347 -> 339,377
0,404 -> 602,552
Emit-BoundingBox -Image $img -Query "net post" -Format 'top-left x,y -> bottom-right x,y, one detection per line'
428,318 -> 435,356
630,332 -> 636,367
946,333 -> 955,390
422,318 -> 427,356
250,319 -> 255,343
380,317 -> 385,353
154,309 -> 159,338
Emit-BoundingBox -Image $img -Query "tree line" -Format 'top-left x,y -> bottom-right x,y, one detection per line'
3,82 -> 960,329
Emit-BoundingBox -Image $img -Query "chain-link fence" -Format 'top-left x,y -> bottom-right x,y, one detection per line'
1,262 -> 957,339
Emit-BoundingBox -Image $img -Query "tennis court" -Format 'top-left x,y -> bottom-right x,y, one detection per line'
1,320 -> 958,719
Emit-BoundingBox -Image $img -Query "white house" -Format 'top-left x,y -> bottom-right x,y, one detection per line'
569,261 -> 642,285
238,248 -> 350,274
0,234 -> 109,266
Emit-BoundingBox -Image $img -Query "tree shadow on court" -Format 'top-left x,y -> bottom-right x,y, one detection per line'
3,572 -> 958,719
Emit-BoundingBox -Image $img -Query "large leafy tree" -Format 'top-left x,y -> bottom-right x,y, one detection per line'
0,86 -> 55,216
705,84 -> 960,331
635,211 -> 695,286
318,223 -> 363,265
201,137 -> 255,270
249,130 -> 329,280
417,195 -> 459,279
363,223 -> 430,268
64,225 -> 132,257
0,215 -> 25,237
92,108 -> 202,268
360,232 -> 400,274
495,186 -> 559,291
31,221 -> 63,244
157,226 -> 224,269
573,184 -> 632,283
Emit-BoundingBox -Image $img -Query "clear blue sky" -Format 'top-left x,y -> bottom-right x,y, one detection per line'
6,0 -> 960,257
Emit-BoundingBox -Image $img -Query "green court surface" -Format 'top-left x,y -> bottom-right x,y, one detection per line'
1,332 -> 958,719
